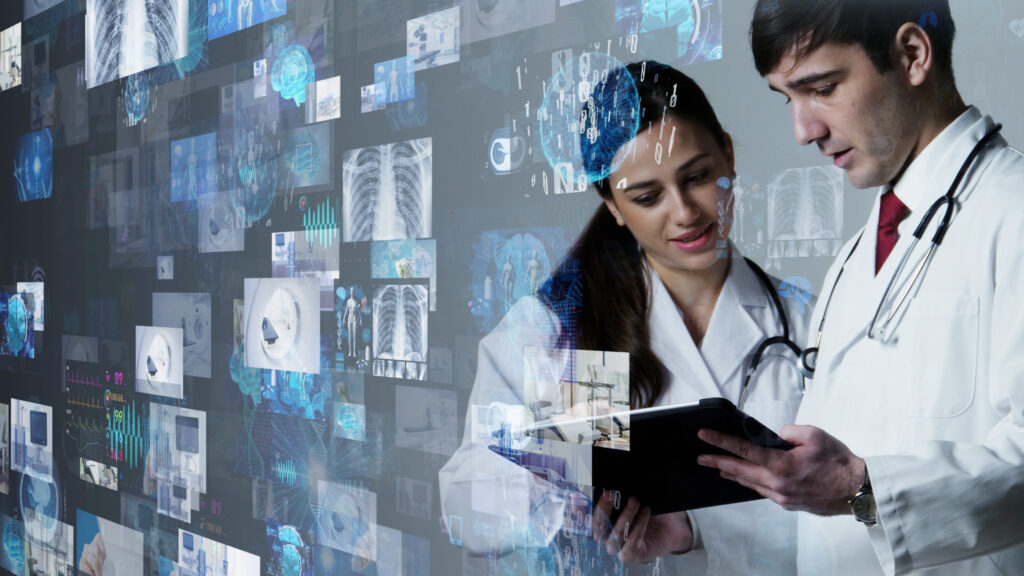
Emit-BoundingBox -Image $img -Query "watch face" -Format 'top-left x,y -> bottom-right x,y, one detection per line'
851,493 -> 877,523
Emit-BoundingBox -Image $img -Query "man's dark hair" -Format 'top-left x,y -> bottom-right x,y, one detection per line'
750,0 -> 956,77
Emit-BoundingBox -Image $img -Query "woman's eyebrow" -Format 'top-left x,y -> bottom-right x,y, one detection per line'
621,152 -> 710,193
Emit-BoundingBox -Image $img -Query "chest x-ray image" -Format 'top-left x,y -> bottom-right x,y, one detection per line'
136,326 -> 184,399
767,165 -> 844,242
244,278 -> 320,374
372,284 -> 427,364
85,0 -> 190,88
152,293 -> 212,379
342,138 -> 432,243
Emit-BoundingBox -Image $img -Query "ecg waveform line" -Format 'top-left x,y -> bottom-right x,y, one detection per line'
67,415 -> 105,433
108,402 -> 148,470
302,201 -> 338,247
67,395 -> 104,410
274,459 -> 299,486
66,371 -> 103,387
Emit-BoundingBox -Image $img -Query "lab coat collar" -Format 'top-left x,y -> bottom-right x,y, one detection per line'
818,107 -> 997,366
646,246 -> 766,404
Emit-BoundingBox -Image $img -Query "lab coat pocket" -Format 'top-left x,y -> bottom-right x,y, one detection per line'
904,294 -> 979,418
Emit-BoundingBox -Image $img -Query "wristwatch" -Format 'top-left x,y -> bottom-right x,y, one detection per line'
849,465 -> 877,526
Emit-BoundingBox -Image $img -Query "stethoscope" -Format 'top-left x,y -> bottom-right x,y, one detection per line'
737,257 -> 809,409
800,123 -> 1003,384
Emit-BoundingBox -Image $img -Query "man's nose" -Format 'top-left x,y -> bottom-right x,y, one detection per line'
793,101 -> 828,147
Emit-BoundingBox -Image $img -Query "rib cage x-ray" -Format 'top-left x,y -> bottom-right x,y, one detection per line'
343,138 -> 432,242
767,166 -> 844,241
85,0 -> 189,88
373,285 -> 427,362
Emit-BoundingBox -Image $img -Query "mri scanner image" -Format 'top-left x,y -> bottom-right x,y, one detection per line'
135,326 -> 185,399
1,0 -> 1022,574
244,278 -> 320,374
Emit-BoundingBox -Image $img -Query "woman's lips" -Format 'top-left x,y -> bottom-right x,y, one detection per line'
670,223 -> 715,252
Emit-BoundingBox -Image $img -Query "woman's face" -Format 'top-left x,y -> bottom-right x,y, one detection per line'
603,116 -> 735,276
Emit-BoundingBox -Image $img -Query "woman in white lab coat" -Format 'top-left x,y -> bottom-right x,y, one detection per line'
439,61 -> 812,574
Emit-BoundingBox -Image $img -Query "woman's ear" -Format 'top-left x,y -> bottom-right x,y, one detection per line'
722,132 -> 736,176
603,198 -> 626,226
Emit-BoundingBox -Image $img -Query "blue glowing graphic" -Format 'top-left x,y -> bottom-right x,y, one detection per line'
14,128 -> 53,202
615,0 -> 724,65
540,52 -> 639,185
208,0 -> 288,41
262,368 -> 332,422
125,72 -> 151,124
283,125 -> 330,189
0,517 -> 25,575
778,276 -> 814,314
302,200 -> 338,247
171,132 -> 219,203
233,129 -> 278,224
271,44 -> 315,106
266,519 -> 313,576
374,55 -> 415,105
1,293 -> 33,358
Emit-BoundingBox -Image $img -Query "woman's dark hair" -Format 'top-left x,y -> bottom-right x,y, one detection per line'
750,0 -> 956,78
540,61 -> 728,409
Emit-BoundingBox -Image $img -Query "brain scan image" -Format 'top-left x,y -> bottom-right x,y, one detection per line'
767,166 -> 844,242
0,292 -> 34,358
14,128 -> 53,202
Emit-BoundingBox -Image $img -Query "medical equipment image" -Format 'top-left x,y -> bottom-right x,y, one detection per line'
153,293 -> 212,378
461,0 -> 556,43
342,138 -> 432,242
767,166 -> 844,242
135,326 -> 184,398
157,256 -> 174,280
198,192 -> 245,253
14,128 -> 53,202
395,384 -> 457,455
0,24 -> 21,92
85,0 -> 190,88
244,278 -> 320,374
11,399 -> 52,481
407,6 -> 460,71
523,348 -> 631,450
150,403 -> 207,521
316,480 -> 377,561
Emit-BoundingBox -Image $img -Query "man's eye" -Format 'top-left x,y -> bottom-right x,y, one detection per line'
816,83 -> 836,97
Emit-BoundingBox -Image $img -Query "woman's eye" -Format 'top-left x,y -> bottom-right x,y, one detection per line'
634,192 -> 659,206
684,170 -> 709,186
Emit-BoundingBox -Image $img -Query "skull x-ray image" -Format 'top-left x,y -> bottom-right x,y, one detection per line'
342,138 -> 432,242
244,278 -> 320,374
135,326 -> 184,399
85,0 -> 190,88
767,166 -> 844,241
372,284 -> 427,363
152,293 -> 211,378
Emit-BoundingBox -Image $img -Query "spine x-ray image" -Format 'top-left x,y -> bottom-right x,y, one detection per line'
767,166 -> 844,241
343,138 -> 432,242
85,0 -> 189,88
372,284 -> 427,363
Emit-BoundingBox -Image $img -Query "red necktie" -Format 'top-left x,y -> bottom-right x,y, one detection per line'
876,190 -> 910,274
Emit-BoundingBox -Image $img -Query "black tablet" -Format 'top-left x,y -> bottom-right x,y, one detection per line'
593,397 -> 793,517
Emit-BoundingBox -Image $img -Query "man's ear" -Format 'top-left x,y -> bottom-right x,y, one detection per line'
894,22 -> 934,88
603,198 -> 626,226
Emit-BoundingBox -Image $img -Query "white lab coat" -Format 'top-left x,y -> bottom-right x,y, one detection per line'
439,246 -> 813,574
795,108 -> 1024,575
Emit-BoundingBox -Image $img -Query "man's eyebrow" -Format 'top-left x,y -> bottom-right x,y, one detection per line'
784,70 -> 842,90
620,153 -> 710,193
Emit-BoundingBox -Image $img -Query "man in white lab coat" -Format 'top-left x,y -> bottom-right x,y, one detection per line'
697,1 -> 1024,574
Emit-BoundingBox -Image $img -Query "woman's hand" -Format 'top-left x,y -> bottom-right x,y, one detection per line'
592,491 -> 694,563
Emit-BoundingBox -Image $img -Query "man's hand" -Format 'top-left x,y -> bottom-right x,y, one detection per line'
592,490 -> 694,563
696,425 -> 865,516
